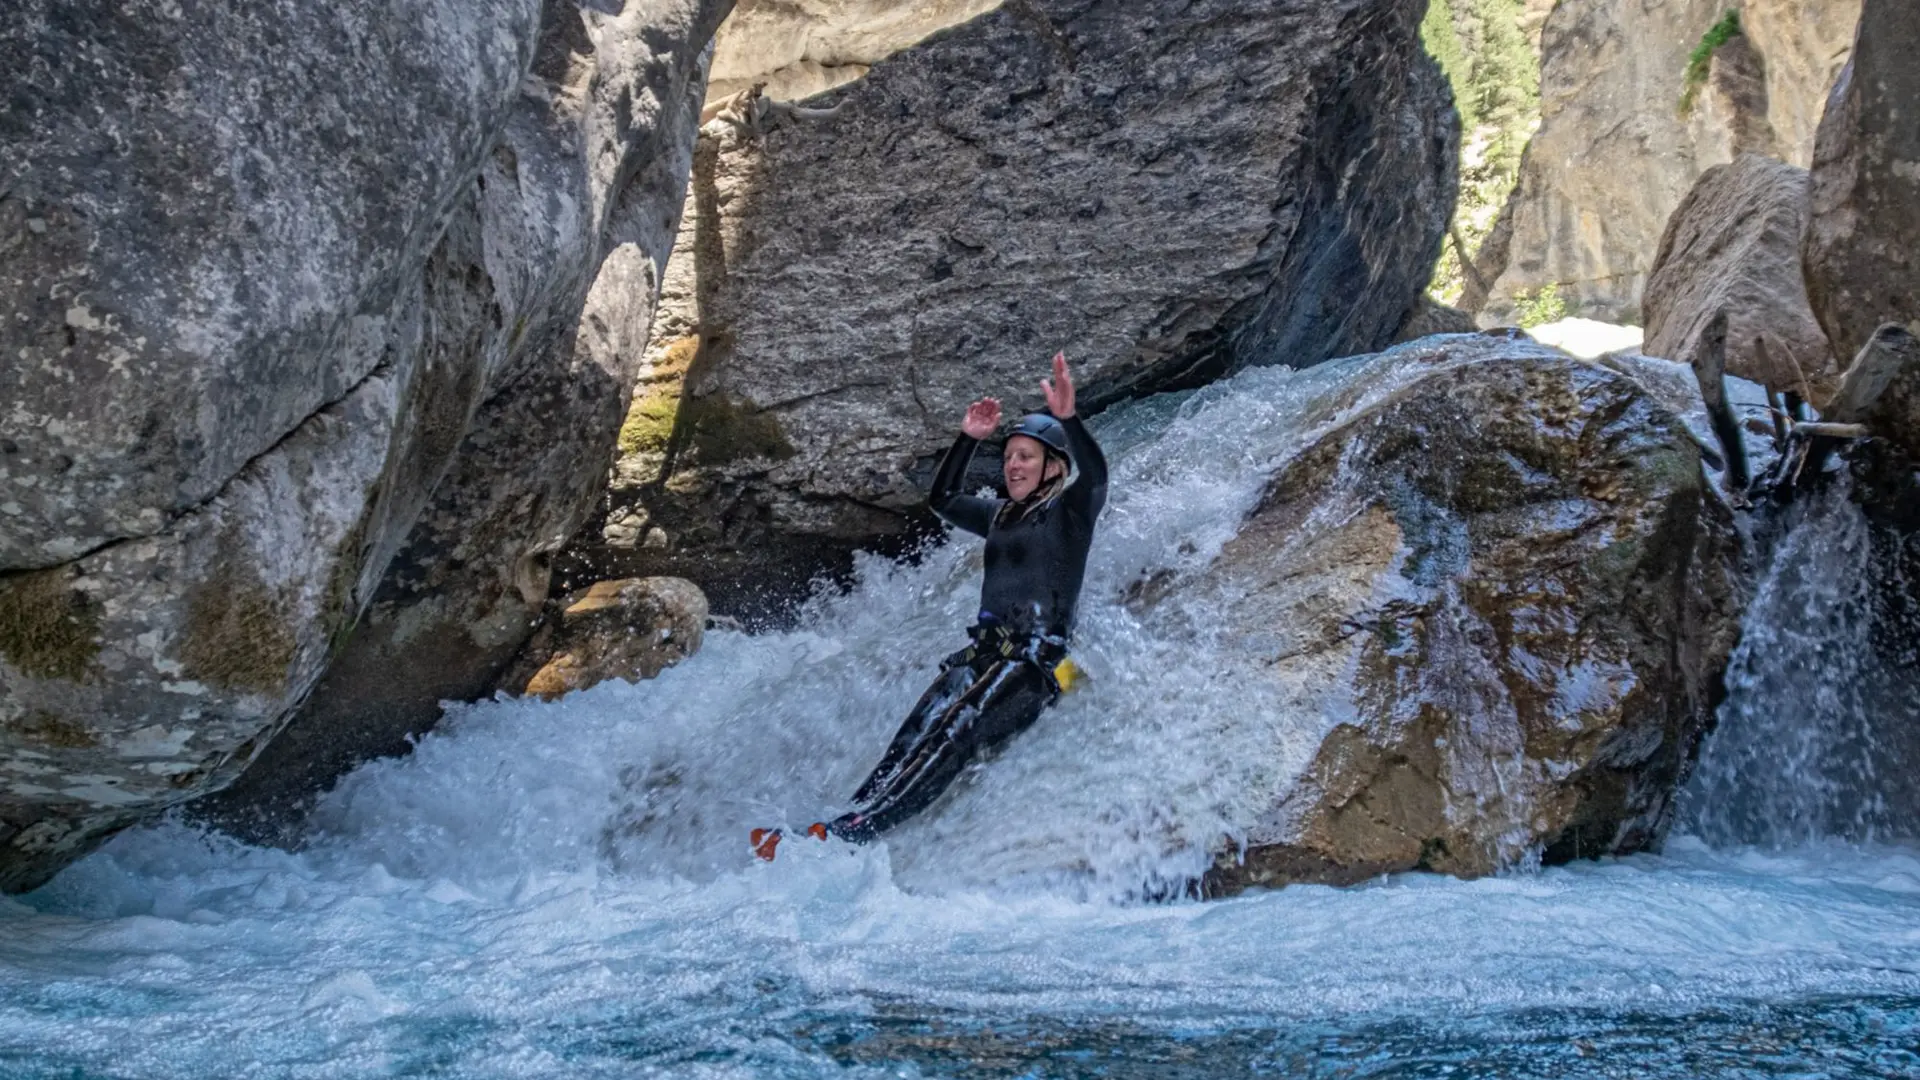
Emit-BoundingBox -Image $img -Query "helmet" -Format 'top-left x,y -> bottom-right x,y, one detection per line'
1006,413 -> 1070,460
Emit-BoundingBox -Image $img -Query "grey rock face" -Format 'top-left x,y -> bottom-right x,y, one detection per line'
1803,0 -> 1920,368
580,0 -> 1458,608
1643,154 -> 1836,405
1476,0 -> 1858,324
0,0 -> 731,890
1180,337 -> 1742,894
2,0 -> 537,572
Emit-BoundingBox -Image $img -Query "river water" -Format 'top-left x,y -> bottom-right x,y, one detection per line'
4,344 -> 1918,1078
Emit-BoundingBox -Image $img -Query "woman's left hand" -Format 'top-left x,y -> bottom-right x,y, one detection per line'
1040,351 -> 1075,418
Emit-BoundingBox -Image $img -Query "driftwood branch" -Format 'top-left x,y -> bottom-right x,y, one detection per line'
1792,421 -> 1870,439
1449,224 -> 1490,299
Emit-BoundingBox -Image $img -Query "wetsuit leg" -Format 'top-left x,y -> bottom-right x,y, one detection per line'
851,656 -> 975,804
828,658 -> 1055,843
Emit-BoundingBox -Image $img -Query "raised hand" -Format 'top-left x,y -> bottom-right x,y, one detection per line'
1040,351 -> 1075,418
961,397 -> 1001,439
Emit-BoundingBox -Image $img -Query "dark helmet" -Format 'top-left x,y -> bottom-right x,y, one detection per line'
1006,413 -> 1070,461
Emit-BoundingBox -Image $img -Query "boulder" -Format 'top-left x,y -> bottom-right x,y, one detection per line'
1176,336 -> 1741,894
1826,323 -> 1920,460
569,0 -> 1458,612
1803,0 -> 1920,368
500,577 -> 708,700
1475,0 -> 1858,324
1643,154 -> 1836,405
0,0 -> 730,890
1391,297 -> 1479,344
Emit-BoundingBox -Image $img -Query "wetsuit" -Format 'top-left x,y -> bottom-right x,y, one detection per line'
826,414 -> 1107,842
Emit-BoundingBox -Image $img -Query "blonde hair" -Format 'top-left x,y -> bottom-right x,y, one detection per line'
998,454 -> 1069,524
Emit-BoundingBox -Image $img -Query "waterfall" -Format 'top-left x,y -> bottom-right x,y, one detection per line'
1683,476 -> 1920,845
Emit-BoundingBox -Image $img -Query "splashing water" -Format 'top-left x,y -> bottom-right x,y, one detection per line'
1684,476 -> 1920,846
4,342 -> 1919,1078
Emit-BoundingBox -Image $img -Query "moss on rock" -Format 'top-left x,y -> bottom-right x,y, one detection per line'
178,558 -> 297,696
0,567 -> 100,681
617,335 -> 795,466
678,393 -> 796,465
4,709 -> 98,749
619,335 -> 702,456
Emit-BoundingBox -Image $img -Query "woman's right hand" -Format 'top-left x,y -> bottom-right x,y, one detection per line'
961,397 -> 1001,439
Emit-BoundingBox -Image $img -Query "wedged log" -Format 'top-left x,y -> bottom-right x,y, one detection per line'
1767,324 -> 1917,503
1688,310 -> 1752,493
1826,323 -> 1920,441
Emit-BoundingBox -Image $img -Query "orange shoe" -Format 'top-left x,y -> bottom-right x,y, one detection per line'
750,827 -> 782,861
806,822 -> 829,841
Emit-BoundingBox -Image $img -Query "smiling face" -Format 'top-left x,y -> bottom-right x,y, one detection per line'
1003,434 -> 1063,502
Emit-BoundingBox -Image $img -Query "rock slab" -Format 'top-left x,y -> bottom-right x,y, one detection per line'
1182,336 -> 1741,893
1643,153 -> 1836,405
576,0 -> 1458,610
1803,0 -> 1920,368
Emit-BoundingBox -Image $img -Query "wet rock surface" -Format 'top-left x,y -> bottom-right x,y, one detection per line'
0,0 -> 730,890
1176,336 -> 1742,894
1802,0 -> 1920,369
571,0 -> 1458,613
1642,154 -> 1836,405
500,577 -> 708,701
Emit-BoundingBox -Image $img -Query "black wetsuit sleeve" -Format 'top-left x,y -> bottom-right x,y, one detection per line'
928,432 -> 999,538
1059,414 -> 1107,521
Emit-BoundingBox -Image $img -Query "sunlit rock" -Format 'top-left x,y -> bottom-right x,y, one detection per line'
501,578 -> 709,701
1643,154 -> 1836,406
1176,336 -> 1743,893
1475,0 -> 1858,324
707,0 -> 1006,102
1524,318 -> 1643,360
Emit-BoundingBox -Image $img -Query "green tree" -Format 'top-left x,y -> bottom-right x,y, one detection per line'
1679,10 -> 1742,116
1422,0 -> 1543,305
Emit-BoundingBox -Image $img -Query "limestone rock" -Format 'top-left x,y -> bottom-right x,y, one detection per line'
0,0 -> 730,890
578,0 -> 1458,610
1803,0 -> 1920,369
1643,154 -> 1836,405
708,0 -> 1004,102
1477,0 -> 1858,324
1825,323 -> 1920,459
1180,336 -> 1741,894
502,577 -> 708,700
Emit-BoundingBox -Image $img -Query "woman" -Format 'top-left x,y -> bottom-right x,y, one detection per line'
753,352 -> 1108,858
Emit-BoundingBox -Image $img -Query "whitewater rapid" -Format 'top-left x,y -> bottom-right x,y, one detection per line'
5,343 -> 1919,1077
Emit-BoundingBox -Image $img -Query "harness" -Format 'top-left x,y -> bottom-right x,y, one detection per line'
953,616 -> 1073,694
